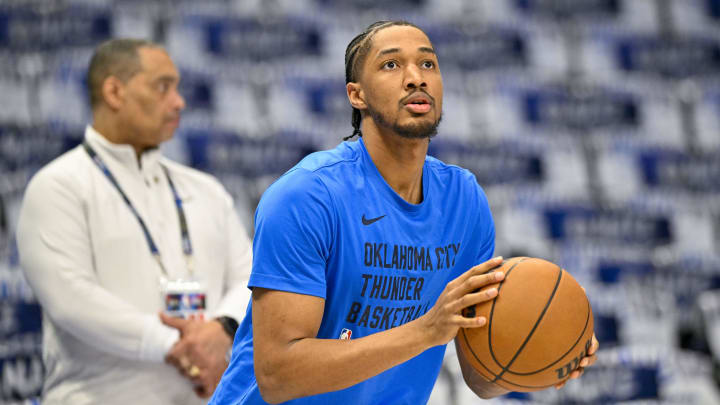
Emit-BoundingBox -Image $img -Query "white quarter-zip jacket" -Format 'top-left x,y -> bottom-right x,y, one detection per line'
17,126 -> 252,404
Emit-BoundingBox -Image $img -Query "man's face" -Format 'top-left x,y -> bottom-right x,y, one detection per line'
118,47 -> 185,149
358,25 -> 443,139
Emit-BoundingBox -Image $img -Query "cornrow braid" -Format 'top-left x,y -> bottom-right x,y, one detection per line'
343,20 -> 420,141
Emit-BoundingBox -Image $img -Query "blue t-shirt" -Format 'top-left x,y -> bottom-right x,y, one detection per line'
210,138 -> 495,405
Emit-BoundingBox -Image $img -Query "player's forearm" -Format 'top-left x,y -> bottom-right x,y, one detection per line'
255,318 -> 434,404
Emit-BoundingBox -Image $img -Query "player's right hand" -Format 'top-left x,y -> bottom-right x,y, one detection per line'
416,256 -> 504,347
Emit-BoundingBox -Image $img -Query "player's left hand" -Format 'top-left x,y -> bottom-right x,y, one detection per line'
554,334 -> 598,390
160,313 -> 232,398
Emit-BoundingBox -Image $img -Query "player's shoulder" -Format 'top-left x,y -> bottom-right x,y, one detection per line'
266,142 -> 360,194
294,140 -> 362,177
426,154 -> 483,193
258,142 -> 361,213
425,154 -> 491,213
260,165 -> 332,209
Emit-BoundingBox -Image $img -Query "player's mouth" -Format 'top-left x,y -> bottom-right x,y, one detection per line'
402,92 -> 433,114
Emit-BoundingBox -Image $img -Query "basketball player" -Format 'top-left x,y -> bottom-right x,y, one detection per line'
210,21 -> 597,404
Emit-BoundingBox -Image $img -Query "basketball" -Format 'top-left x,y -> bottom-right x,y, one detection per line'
457,257 -> 594,392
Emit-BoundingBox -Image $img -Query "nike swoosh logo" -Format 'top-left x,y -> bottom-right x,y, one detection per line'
362,214 -> 386,225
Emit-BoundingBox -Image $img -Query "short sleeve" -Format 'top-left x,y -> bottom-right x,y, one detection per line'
249,168 -> 335,299
447,172 -> 496,280
474,184 -> 496,264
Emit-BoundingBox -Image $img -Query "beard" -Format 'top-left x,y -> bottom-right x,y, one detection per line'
366,102 -> 442,140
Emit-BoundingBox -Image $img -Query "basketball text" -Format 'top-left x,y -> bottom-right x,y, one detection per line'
555,338 -> 593,380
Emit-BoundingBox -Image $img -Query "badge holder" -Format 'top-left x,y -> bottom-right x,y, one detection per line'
159,255 -> 206,320
161,277 -> 207,319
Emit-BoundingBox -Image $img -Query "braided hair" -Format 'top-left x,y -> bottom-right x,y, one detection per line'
343,20 -> 421,141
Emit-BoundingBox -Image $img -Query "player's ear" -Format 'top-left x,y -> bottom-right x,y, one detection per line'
347,82 -> 366,110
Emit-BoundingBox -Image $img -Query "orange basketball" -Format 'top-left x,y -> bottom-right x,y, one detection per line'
458,257 -> 594,392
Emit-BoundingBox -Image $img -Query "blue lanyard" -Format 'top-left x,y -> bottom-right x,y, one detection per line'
83,141 -> 194,276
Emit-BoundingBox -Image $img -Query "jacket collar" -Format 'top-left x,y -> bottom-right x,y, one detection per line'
84,125 -> 162,172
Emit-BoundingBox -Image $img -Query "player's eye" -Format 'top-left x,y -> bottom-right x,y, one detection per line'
382,61 -> 398,70
422,60 -> 435,69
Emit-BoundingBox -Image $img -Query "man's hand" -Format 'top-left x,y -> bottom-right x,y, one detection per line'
160,313 -> 232,398
555,334 -> 599,389
556,286 -> 599,389
417,256 -> 505,347
419,255 -> 509,400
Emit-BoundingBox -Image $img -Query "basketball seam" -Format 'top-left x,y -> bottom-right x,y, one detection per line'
491,265 -> 563,383
458,330 -> 496,381
487,258 -> 528,370
488,257 -> 528,368
460,258 -> 528,382
505,296 -> 591,376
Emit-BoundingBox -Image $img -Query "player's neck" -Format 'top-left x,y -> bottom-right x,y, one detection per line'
362,128 -> 428,205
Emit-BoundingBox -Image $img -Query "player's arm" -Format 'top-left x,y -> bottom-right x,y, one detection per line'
453,338 -> 509,399
252,258 -> 505,404
17,168 -> 177,362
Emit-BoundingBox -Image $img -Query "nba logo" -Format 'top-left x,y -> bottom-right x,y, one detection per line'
339,328 -> 352,340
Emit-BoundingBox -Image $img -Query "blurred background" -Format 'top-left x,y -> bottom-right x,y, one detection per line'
0,0 -> 719,404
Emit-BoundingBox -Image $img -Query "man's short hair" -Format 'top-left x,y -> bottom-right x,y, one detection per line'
86,38 -> 160,109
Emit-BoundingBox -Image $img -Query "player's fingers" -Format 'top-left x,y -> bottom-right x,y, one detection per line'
450,257 -> 503,287
444,272 -> 498,313
557,364 -> 587,390
471,256 -> 504,276
466,271 -> 504,292
449,287 -> 498,313
588,335 -> 599,355
451,314 -> 487,328
580,351 -> 597,368
447,270 -> 503,303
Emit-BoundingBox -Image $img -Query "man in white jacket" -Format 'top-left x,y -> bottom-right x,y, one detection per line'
16,38 -> 252,404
